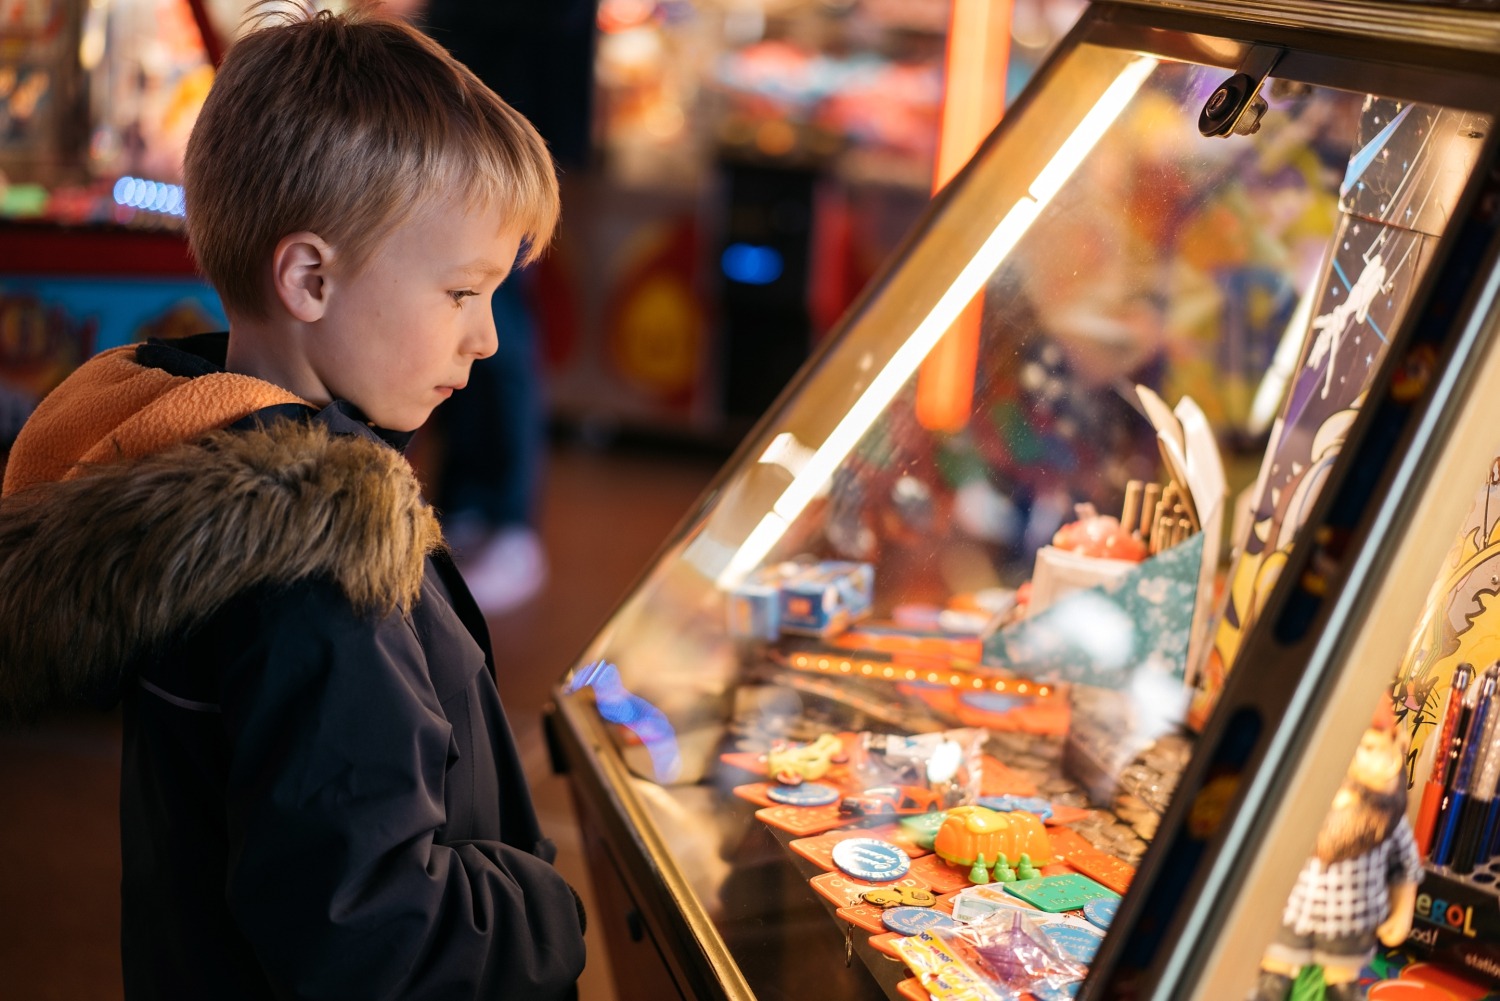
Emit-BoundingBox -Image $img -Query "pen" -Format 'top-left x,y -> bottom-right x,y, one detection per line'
1450,667 -> 1500,873
1418,663 -> 1474,859
1434,666 -> 1496,868
1430,665 -> 1478,860
1476,707 -> 1500,867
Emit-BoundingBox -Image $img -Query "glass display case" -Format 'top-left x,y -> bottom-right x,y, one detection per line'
545,2 -> 1500,999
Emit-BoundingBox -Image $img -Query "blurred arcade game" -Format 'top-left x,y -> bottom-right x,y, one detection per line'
540,0 -> 1086,442
0,0 -> 233,468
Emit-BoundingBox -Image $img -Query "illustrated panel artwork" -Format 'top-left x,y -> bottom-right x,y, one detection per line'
1395,456 -> 1500,774
1198,99 -> 1490,724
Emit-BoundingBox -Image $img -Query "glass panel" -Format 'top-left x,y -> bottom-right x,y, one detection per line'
558,31 -> 1491,1000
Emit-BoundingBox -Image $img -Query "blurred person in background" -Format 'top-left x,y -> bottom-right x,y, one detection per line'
391,0 -> 596,615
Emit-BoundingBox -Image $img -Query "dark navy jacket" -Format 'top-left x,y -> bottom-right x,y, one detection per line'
1,334 -> 585,1000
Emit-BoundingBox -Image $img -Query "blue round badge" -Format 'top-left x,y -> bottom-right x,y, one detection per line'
766,782 -> 841,807
976,795 -> 1054,822
882,906 -> 960,936
1044,924 -> 1104,963
1083,897 -> 1118,930
831,838 -> 912,883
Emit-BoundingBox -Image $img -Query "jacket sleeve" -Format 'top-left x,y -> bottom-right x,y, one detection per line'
216,578 -> 586,1001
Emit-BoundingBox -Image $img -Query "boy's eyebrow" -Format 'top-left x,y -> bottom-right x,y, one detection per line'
454,261 -> 512,282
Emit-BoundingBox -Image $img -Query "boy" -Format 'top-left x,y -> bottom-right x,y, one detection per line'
0,4 -> 586,998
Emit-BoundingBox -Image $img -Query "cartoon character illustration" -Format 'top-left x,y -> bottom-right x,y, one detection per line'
1307,252 -> 1390,400
1202,97 -> 1454,726
1393,457 -> 1500,771
1248,701 -> 1419,1001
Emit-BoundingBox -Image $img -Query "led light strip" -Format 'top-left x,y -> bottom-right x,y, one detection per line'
780,651 -> 1055,698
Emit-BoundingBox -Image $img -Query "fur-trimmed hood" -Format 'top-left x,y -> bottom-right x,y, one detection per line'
0,344 -> 442,720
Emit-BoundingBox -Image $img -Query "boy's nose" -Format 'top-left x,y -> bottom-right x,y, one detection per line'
467,309 -> 499,360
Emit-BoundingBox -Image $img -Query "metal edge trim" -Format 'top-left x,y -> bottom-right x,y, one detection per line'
1103,0 -> 1500,54
551,692 -> 759,1000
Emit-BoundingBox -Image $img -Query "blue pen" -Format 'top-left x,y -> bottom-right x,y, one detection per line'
1431,669 -> 1478,859
1435,667 -> 1498,867
1451,670 -> 1500,873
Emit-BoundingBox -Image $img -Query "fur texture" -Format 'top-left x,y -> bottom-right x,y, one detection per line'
0,421 -> 442,720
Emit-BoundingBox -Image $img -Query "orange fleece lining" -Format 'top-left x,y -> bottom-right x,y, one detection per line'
3,345 -> 307,499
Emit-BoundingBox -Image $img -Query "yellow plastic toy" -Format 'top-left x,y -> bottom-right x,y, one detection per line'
766,733 -> 844,783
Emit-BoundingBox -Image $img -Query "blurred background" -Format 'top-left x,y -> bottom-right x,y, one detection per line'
0,0 -> 1086,996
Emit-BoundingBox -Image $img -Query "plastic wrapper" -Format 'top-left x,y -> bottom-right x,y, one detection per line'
850,728 -> 986,809
893,908 -> 1090,1001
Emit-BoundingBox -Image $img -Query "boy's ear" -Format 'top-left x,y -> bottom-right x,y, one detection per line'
272,231 -> 335,322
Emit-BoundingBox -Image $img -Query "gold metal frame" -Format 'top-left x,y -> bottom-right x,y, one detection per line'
1110,0 -> 1500,54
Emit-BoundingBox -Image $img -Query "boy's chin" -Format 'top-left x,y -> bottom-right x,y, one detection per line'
366,406 -> 433,434
391,414 -> 433,433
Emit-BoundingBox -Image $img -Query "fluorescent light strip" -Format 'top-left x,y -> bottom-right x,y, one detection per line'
718,511 -> 791,587
771,197 -> 1043,524
718,57 -> 1159,589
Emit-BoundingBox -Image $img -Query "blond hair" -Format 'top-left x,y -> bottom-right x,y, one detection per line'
184,2 -> 559,320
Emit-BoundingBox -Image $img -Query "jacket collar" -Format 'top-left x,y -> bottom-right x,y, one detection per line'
0,343 -> 442,721
139,333 -> 416,454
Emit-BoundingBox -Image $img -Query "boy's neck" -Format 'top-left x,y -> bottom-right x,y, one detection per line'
225,320 -> 332,408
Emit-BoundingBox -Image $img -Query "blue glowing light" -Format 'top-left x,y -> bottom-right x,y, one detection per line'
112,175 -> 186,218
567,661 -> 682,783
721,242 -> 783,285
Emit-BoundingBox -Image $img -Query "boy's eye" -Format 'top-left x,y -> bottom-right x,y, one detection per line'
449,289 -> 478,306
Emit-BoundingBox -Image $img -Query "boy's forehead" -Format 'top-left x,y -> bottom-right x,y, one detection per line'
410,189 -> 518,237
388,193 -> 521,246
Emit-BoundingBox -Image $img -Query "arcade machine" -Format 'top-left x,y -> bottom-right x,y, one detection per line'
0,0 -> 230,466
545,2 -> 1500,999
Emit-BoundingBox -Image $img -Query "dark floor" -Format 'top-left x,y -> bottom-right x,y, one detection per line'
0,438 -> 722,1000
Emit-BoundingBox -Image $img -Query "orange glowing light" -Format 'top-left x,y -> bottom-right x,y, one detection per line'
915,0 -> 1013,433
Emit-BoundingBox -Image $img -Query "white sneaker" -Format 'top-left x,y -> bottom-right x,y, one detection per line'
455,526 -> 549,615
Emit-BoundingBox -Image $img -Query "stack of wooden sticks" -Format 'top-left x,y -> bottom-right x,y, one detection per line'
1120,477 -> 1198,555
